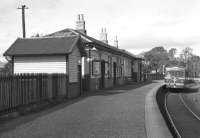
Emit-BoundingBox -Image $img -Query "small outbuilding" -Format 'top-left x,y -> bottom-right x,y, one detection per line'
4,35 -> 86,98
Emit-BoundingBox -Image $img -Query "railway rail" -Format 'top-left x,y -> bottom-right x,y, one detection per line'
165,91 -> 200,138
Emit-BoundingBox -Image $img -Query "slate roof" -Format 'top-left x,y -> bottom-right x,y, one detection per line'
4,36 -> 83,56
4,28 -> 141,60
47,28 -> 142,60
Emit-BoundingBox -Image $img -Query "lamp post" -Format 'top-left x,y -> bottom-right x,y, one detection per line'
77,59 -> 82,95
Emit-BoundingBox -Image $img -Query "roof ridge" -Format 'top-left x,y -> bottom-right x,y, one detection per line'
18,35 -> 79,40
43,28 -> 141,59
71,29 -> 139,59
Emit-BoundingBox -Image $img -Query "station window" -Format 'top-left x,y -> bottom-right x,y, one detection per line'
92,61 -> 100,75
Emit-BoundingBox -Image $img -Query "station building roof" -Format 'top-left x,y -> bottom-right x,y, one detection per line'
4,28 -> 142,61
4,35 -> 86,56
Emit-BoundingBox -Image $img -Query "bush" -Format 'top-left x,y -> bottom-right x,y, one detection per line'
184,79 -> 196,84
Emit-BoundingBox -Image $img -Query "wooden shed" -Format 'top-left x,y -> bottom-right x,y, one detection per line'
4,35 -> 86,98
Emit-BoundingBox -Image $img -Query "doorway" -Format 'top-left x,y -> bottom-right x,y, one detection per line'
113,62 -> 117,85
101,60 -> 105,88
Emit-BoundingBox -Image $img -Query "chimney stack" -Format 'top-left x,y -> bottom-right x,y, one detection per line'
99,28 -> 108,44
114,36 -> 118,48
76,14 -> 86,34
81,14 -> 84,21
77,14 -> 80,21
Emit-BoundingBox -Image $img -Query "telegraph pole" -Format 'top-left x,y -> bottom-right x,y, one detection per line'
18,5 -> 28,38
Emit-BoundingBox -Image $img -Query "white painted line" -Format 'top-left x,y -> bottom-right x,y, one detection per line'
179,94 -> 200,121
165,93 -> 182,138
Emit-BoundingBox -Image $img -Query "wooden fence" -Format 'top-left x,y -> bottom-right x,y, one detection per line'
0,74 -> 68,114
145,73 -> 164,81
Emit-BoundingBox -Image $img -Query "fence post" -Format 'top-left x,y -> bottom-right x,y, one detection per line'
47,75 -> 53,100
61,74 -> 67,97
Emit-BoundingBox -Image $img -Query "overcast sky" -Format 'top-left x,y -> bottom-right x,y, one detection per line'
1,0 -> 200,61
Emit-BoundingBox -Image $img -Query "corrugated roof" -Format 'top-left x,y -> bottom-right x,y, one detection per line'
4,36 -> 81,56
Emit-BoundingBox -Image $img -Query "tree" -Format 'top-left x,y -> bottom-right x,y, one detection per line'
0,62 -> 12,74
179,47 -> 193,77
31,33 -> 46,38
168,48 -> 177,60
31,33 -> 40,37
144,46 -> 169,73
180,47 -> 193,63
186,55 -> 200,77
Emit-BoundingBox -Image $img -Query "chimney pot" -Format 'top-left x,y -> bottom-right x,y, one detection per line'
76,14 -> 86,34
99,28 -> 108,44
81,14 -> 84,21
77,14 -> 80,21
114,35 -> 118,48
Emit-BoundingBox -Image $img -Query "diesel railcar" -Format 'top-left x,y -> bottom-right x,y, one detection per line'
164,66 -> 185,88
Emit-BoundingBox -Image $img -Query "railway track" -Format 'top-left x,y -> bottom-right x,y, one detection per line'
166,91 -> 200,138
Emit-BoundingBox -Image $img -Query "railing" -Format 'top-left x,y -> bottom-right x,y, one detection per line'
0,73 -> 68,114
146,73 -> 164,80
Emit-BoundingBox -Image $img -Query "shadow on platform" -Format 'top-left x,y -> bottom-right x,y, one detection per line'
0,80 -> 156,133
167,87 -> 200,94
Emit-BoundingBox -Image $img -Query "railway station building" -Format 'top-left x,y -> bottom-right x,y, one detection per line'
4,14 -> 143,94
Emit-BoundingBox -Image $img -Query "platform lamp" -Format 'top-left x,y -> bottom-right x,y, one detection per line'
77,58 -> 82,95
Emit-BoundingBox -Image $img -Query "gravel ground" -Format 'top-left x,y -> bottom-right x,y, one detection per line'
0,82 -> 159,138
